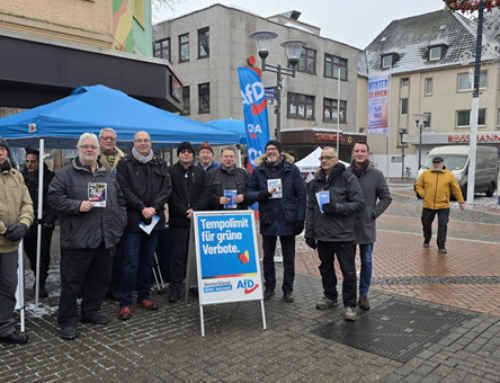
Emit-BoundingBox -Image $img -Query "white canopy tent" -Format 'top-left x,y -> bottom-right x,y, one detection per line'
295,147 -> 350,173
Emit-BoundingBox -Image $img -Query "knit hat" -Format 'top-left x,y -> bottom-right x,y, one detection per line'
265,140 -> 282,153
0,136 -> 10,154
177,141 -> 195,154
198,141 -> 214,154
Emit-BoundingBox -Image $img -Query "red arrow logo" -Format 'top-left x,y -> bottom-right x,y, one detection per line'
244,284 -> 259,294
251,98 -> 266,116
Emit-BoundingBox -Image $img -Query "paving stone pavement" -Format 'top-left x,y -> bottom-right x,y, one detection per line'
1,188 -> 500,382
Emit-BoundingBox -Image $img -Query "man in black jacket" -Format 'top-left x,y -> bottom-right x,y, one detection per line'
305,147 -> 365,321
48,133 -> 127,340
207,146 -> 249,210
168,141 -> 211,302
116,131 -> 171,320
22,149 -> 58,298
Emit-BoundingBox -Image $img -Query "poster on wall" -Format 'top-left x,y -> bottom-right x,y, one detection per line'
368,75 -> 390,135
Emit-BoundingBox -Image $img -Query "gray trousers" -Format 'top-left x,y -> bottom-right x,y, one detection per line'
0,250 -> 18,337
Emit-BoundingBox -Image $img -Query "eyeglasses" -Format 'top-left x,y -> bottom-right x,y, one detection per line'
319,156 -> 337,161
179,150 -> 193,154
100,137 -> 116,142
134,139 -> 151,144
266,148 -> 278,152
79,145 -> 98,150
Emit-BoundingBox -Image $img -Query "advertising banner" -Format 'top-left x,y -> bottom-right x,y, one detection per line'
368,75 -> 390,135
237,67 -> 270,171
194,211 -> 262,305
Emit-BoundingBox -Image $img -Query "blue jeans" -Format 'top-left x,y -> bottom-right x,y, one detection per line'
119,231 -> 159,307
358,243 -> 374,296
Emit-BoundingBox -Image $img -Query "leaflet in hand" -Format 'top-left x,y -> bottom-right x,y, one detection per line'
139,214 -> 160,235
267,179 -> 283,199
315,190 -> 330,213
224,190 -> 237,209
88,182 -> 107,207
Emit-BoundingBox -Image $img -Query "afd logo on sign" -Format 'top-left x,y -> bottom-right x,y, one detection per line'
247,124 -> 263,139
241,82 -> 266,116
237,279 -> 259,294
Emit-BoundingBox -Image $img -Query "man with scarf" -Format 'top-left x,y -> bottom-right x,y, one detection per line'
348,142 -> 392,311
305,146 -> 365,321
246,140 -> 306,303
22,149 -> 58,298
116,131 -> 172,320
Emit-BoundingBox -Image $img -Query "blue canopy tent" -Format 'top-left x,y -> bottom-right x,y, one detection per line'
0,85 -> 240,149
0,85 -> 240,312
204,119 -> 247,145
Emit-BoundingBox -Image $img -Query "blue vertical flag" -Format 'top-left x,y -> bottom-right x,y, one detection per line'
237,67 -> 270,172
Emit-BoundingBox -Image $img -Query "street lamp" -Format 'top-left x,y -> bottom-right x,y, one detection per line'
413,113 -> 430,169
249,30 -> 307,141
398,127 -> 409,180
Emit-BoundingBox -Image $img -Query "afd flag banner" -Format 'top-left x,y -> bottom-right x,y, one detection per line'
368,75 -> 390,135
238,67 -> 270,171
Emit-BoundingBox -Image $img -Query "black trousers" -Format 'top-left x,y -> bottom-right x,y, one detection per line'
106,237 -> 123,295
169,225 -> 190,292
317,240 -> 357,308
0,250 -> 18,337
262,235 -> 295,293
421,208 -> 449,247
58,243 -> 112,328
24,228 -> 53,286
156,228 -> 171,283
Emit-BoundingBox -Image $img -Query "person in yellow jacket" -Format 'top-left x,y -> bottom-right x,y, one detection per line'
415,156 -> 465,253
0,136 -> 34,345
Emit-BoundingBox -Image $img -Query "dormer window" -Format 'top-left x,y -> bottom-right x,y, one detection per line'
382,55 -> 393,68
428,46 -> 443,61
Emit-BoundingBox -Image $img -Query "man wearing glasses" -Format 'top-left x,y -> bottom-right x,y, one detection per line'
304,147 -> 365,321
246,140 -> 307,303
116,131 -> 171,319
48,133 -> 127,339
97,127 -> 125,302
167,141 -> 211,302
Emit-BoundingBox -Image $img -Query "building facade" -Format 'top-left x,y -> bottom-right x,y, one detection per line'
153,4 -> 363,162
358,9 -> 500,177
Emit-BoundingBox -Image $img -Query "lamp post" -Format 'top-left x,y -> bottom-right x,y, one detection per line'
398,127 -> 409,180
249,31 -> 307,142
413,113 -> 430,169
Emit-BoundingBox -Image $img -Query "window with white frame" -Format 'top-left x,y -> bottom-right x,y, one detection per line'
424,113 -> 431,128
458,71 -> 487,91
401,78 -> 409,87
429,46 -> 442,61
382,55 -> 393,68
400,98 -> 408,115
457,109 -> 486,127
425,78 -> 433,95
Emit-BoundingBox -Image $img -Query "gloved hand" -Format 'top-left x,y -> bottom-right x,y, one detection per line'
2,222 -> 13,235
43,222 -> 55,231
322,203 -> 336,214
258,190 -> 272,202
305,237 -> 316,250
5,223 -> 28,242
294,221 -> 304,235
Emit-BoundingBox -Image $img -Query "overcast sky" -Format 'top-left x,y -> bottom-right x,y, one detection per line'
154,0 -> 447,49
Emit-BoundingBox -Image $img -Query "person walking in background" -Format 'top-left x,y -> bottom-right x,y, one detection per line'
305,146 -> 365,321
245,140 -> 306,304
116,131 -> 171,320
48,133 -> 126,340
0,137 -> 34,345
415,156 -> 465,253
22,149 -> 58,298
348,142 -> 392,311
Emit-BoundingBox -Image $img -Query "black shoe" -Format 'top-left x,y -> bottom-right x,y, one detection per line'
34,283 -> 48,298
263,288 -> 275,300
423,242 -> 430,248
0,331 -> 29,344
80,312 -> 109,325
188,287 -> 199,298
61,326 -> 77,340
283,292 -> 294,303
105,290 -> 120,302
169,289 -> 180,303
438,247 -> 447,253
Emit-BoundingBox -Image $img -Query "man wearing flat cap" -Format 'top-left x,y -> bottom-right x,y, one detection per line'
167,141 -> 211,302
415,156 -> 465,253
0,136 -> 34,345
196,141 -> 220,172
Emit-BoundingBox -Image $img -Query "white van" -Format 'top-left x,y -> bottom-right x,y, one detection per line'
416,145 -> 499,198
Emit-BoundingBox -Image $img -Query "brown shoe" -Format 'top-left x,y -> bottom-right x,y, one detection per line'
359,295 -> 370,311
119,306 -> 131,320
137,299 -> 158,310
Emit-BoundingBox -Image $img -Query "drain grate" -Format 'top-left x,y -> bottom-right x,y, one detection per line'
308,299 -> 476,362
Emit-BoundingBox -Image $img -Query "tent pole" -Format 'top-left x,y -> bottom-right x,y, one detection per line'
35,138 -> 44,310
236,144 -> 242,168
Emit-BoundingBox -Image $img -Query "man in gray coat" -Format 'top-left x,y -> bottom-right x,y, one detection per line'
348,142 -> 392,310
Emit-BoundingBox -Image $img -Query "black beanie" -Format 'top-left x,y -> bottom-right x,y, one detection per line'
177,141 -> 195,155
265,140 -> 282,153
0,136 -> 10,154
